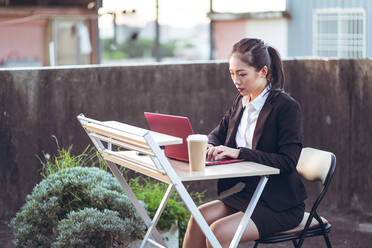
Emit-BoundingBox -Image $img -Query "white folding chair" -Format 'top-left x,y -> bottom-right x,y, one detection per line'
253,147 -> 336,248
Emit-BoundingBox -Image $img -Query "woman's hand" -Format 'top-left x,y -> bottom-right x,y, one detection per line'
206,145 -> 240,161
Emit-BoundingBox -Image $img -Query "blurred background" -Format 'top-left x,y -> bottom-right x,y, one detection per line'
1,1 -> 372,247
0,0 -> 370,67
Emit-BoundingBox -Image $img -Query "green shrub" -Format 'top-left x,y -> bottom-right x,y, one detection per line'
10,167 -> 145,247
33,136 -> 206,246
53,208 -> 133,248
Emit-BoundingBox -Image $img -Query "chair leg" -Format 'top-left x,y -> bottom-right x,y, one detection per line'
323,233 -> 332,248
253,241 -> 259,248
296,238 -> 305,248
292,239 -> 298,247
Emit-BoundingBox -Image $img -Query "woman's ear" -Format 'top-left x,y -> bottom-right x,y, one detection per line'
259,66 -> 268,78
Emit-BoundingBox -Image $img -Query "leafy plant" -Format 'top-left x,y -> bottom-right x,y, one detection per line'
34,136 -> 206,246
53,208 -> 134,248
129,176 -> 205,246
10,167 -> 145,247
37,135 -> 107,178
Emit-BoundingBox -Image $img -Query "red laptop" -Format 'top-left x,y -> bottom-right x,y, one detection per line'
144,112 -> 243,165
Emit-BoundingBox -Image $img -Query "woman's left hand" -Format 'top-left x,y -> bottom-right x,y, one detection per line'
206,145 -> 240,161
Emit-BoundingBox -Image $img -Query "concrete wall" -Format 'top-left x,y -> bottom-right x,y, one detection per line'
1,59 -> 372,219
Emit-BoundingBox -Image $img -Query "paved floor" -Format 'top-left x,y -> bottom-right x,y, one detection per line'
240,208 -> 372,248
2,208 -> 372,247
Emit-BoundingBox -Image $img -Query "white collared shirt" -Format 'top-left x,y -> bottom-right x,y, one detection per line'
235,86 -> 270,149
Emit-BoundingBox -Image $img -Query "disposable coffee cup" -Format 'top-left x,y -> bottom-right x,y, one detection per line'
187,134 -> 208,172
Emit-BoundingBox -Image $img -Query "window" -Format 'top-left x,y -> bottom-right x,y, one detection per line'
313,8 -> 366,58
50,20 -> 92,66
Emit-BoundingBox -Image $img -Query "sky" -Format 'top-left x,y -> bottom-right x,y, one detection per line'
99,0 -> 286,29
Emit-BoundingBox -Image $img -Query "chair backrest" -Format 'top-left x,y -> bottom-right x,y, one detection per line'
297,147 -> 336,185
296,147 -> 336,222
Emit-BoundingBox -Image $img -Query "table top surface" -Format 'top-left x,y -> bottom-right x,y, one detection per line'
103,121 -> 183,146
119,151 -> 279,182
169,158 -> 280,181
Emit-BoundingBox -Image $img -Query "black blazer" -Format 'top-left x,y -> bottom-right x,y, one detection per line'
208,91 -> 307,211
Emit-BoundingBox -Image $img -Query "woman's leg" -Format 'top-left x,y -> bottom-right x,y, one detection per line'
206,211 -> 259,248
182,200 -> 235,248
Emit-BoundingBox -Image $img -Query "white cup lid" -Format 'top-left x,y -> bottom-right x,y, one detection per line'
187,134 -> 208,142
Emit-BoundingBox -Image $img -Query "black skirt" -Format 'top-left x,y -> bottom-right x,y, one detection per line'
221,191 -> 305,237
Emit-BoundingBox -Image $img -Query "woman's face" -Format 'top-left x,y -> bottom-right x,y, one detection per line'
229,53 -> 267,100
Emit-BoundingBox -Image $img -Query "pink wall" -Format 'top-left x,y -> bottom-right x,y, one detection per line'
0,8 -> 98,66
0,17 -> 47,65
213,20 -> 247,60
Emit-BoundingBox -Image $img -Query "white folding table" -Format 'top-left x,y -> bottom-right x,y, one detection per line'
78,114 -> 279,248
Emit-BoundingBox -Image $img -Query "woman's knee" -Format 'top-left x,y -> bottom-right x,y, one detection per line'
198,204 -> 212,224
207,215 -> 260,246
209,221 -> 225,241
198,200 -> 230,225
187,205 -> 214,228
205,221 -> 227,248
187,215 -> 198,233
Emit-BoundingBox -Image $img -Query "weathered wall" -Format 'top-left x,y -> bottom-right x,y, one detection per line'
1,60 -> 371,219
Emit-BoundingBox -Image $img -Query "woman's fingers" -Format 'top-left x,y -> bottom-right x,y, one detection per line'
206,145 -> 214,160
215,148 -> 229,160
215,151 -> 226,161
215,147 -> 240,160
206,145 -> 225,161
206,145 -> 240,161
206,146 -> 215,160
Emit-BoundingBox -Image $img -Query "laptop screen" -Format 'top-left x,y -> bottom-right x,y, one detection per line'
144,112 -> 244,166
144,112 -> 194,161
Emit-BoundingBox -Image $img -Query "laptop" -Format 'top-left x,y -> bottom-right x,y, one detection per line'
144,112 -> 243,166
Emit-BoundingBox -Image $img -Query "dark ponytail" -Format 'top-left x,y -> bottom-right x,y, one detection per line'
267,46 -> 285,93
230,38 -> 285,95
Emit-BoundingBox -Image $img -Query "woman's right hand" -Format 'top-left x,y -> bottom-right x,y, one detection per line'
206,144 -> 214,161
206,145 -> 240,161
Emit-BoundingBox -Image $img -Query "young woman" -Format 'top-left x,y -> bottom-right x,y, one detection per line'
183,38 -> 307,248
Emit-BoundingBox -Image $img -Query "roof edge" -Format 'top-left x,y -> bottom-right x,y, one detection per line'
207,10 -> 291,21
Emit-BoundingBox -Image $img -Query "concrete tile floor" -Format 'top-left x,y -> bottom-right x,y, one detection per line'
2,208 -> 372,248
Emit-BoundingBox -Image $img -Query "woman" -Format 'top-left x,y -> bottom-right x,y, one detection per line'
183,38 -> 307,248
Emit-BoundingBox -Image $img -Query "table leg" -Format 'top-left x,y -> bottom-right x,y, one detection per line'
140,184 -> 174,248
174,182 -> 223,248
106,161 -> 167,247
145,133 -> 223,248
229,176 -> 269,248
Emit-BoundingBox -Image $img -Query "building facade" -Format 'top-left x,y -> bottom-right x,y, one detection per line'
0,0 -> 101,67
208,11 -> 290,60
287,0 -> 371,58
